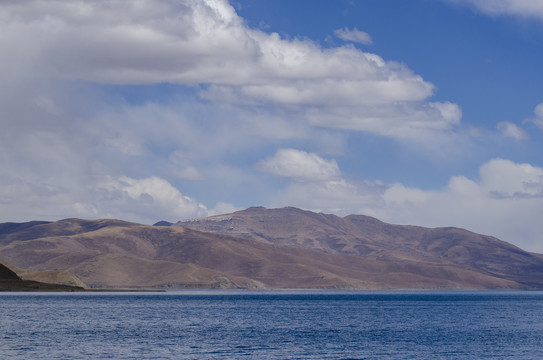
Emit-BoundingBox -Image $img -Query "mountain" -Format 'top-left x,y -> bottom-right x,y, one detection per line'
0,219 -> 260,290
177,207 -> 543,289
1,208 -> 542,290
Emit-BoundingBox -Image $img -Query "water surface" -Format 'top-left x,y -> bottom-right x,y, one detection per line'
1,291 -> 542,359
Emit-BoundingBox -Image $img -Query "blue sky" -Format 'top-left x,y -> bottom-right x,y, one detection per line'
1,0 -> 543,252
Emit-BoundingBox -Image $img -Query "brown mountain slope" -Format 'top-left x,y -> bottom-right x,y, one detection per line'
15,268 -> 88,288
177,206 -> 543,288
0,262 -> 85,291
0,217 -> 530,290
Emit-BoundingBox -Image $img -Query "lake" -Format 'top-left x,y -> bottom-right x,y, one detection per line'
1,291 -> 542,359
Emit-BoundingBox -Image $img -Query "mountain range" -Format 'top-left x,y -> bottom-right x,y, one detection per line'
1,207 -> 542,290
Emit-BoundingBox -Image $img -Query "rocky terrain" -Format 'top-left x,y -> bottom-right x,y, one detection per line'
0,207 -> 542,290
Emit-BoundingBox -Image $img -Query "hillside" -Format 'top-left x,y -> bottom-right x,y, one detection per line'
0,208 -> 542,290
0,262 -> 85,291
177,207 -> 543,289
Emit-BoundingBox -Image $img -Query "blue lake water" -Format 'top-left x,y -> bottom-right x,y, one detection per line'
1,291 -> 543,359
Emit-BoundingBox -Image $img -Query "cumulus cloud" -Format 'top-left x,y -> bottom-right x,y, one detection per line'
257,149 -> 341,181
479,158 -> 543,197
0,0 -> 460,137
306,101 -> 462,138
0,170 -> 209,224
0,83 -> 250,223
334,27 -> 373,45
0,0 -> 465,227
94,176 -> 208,220
384,159 -> 543,206
496,121 -> 529,139
446,0 -> 543,21
6,153 -> 238,224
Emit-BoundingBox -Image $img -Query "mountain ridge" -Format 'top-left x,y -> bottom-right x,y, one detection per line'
176,206 -> 543,289
1,207 -> 542,290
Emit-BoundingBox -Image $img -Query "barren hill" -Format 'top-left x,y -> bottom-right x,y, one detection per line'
177,207 -> 543,289
1,208 -> 542,290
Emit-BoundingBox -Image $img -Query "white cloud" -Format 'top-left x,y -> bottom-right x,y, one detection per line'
0,0 -> 483,236
0,1 -> 465,228
257,149 -> 341,181
0,78 -> 339,225
447,0 -> 543,21
0,0 -> 461,138
479,158 -> 543,197
496,121 -> 529,139
0,172 -> 209,224
334,27 -> 373,45
92,176 -> 209,221
198,39 -> 436,108
305,101 -> 462,139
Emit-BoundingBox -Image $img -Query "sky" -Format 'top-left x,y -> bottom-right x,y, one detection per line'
1,0 -> 543,252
